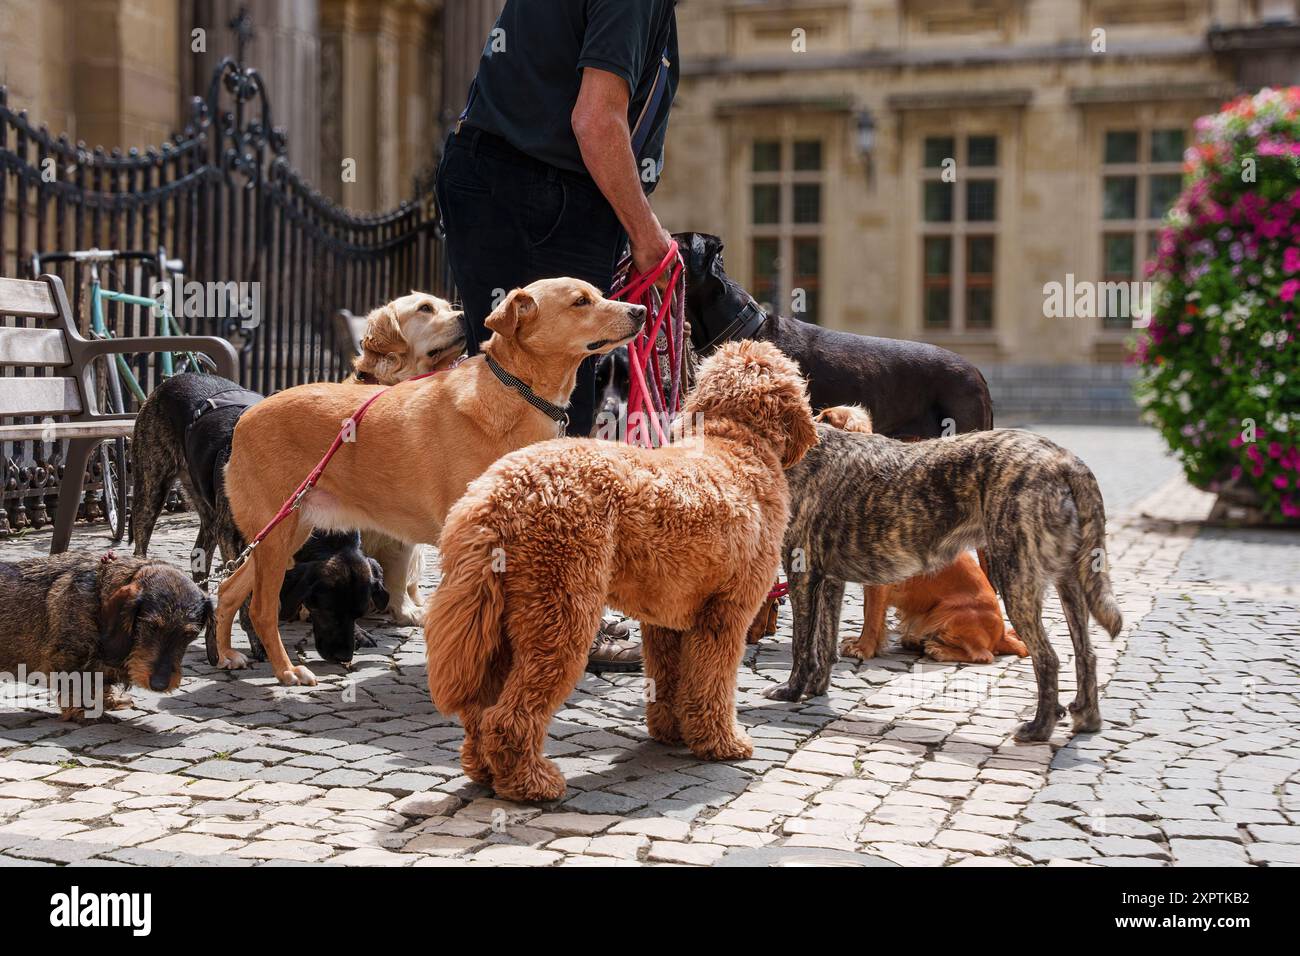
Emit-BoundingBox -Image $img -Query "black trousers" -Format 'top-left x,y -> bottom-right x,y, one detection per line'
435,126 -> 626,436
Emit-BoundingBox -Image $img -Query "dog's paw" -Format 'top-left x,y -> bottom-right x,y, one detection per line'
691,731 -> 754,763
1068,700 -> 1102,734
276,665 -> 318,687
840,639 -> 875,660
495,759 -> 567,803
646,709 -> 684,746
1014,714 -> 1060,742
218,650 -> 249,671
388,603 -> 424,627
763,681 -> 803,702
106,692 -> 135,711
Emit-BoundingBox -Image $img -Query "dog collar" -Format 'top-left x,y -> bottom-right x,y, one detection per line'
485,354 -> 570,433
704,297 -> 768,351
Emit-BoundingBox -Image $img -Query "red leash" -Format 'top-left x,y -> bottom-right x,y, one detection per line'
215,366 -> 451,586
610,241 -> 685,448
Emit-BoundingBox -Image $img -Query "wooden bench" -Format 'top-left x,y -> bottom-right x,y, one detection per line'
0,274 -> 238,553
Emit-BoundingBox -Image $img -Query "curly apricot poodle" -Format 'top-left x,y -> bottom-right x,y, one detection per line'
425,340 -> 817,802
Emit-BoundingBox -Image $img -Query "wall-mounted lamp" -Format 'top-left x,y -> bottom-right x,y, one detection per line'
855,108 -> 876,187
855,109 -> 876,156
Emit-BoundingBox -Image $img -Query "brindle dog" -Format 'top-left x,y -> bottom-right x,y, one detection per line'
131,373 -> 388,666
767,420 -> 1123,742
0,553 -> 210,719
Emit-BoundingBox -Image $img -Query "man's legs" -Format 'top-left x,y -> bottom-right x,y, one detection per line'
436,132 -> 640,671
436,132 -> 624,436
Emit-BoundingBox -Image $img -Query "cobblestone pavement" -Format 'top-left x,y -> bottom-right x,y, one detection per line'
0,426 -> 1296,867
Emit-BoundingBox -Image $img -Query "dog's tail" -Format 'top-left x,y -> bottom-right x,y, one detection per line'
1065,461 -> 1123,637
424,516 -> 506,715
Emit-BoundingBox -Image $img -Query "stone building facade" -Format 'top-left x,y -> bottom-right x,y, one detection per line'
651,0 -> 1300,414
4,0 -> 1298,413
0,0 -> 453,213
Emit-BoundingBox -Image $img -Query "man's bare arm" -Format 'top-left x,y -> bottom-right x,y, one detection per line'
572,66 -> 672,274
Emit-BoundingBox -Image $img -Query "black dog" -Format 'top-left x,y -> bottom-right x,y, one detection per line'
0,553 -> 210,719
676,232 -> 993,438
131,373 -> 388,666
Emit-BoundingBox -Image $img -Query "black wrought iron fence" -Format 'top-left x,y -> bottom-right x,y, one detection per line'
0,52 -> 447,538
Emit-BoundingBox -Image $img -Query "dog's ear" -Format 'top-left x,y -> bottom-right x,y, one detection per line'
199,596 -> 216,635
485,288 -> 537,339
816,405 -> 873,435
355,304 -> 406,383
780,391 -> 819,469
367,558 -> 390,613
99,581 -> 144,664
280,562 -> 319,619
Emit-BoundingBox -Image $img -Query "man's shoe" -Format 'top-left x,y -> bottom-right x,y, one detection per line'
587,617 -> 642,673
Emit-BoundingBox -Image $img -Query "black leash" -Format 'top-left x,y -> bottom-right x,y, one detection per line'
485,354 -> 570,433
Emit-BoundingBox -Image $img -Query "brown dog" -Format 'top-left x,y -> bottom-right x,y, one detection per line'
425,340 -> 817,802
342,292 -> 467,626
0,553 -> 211,719
215,278 -> 645,686
846,551 -> 1029,664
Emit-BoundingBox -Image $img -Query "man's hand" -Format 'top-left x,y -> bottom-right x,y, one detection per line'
573,67 -> 671,276
631,223 -> 673,276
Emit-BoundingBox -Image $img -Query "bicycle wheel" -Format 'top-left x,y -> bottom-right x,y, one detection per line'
99,438 -> 128,543
99,351 -> 131,543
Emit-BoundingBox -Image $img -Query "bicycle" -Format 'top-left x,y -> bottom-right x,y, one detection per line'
31,248 -> 217,541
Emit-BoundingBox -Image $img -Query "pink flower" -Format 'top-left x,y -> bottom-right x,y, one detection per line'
1285,247 -> 1300,274
1282,497 -> 1300,519
1270,442 -> 1283,458
1283,279 -> 1300,303
1276,475 -> 1291,489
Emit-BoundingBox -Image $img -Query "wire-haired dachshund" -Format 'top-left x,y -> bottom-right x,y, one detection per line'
131,373 -> 388,667
0,552 -> 210,720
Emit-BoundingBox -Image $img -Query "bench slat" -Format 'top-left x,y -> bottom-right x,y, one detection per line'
0,278 -> 60,319
0,376 -> 83,417
0,327 -> 71,366
0,419 -> 133,441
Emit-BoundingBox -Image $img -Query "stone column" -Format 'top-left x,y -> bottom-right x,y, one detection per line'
183,0 -> 322,184
439,0 -> 501,136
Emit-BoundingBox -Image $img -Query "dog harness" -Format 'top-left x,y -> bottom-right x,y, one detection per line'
184,387 -> 265,508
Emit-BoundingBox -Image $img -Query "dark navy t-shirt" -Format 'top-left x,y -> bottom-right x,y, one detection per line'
462,0 -> 678,187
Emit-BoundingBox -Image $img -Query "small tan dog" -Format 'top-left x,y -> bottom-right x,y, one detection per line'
343,292 -> 466,626
425,340 -> 817,802
215,279 -> 645,685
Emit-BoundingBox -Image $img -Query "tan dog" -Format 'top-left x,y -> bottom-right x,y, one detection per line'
215,279 -> 645,685
342,292 -> 467,626
425,340 -> 817,802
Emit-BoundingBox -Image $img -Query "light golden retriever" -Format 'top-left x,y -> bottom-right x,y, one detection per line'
344,291 -> 465,384
342,292 -> 466,626
425,340 -> 817,802
214,279 -> 646,686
